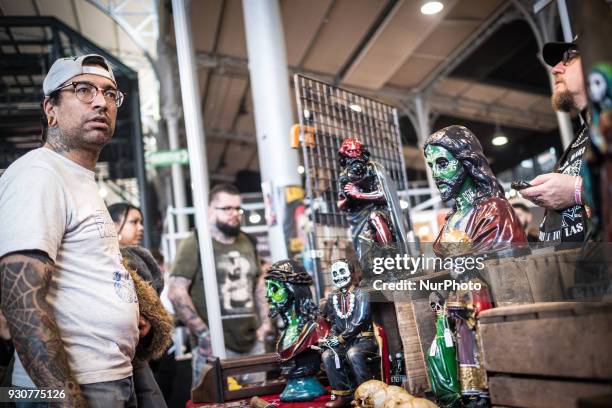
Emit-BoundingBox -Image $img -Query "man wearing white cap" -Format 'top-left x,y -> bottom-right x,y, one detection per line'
0,54 -> 139,407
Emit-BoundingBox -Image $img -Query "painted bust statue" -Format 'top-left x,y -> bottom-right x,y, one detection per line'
264,260 -> 328,402
337,138 -> 410,269
423,125 -> 527,257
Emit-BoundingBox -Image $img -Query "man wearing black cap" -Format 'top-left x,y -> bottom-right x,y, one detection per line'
521,40 -> 591,243
0,55 -> 138,407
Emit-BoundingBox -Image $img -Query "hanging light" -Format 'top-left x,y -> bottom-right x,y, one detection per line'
492,123 -> 508,146
297,165 -> 305,174
492,135 -> 508,146
421,1 -> 444,15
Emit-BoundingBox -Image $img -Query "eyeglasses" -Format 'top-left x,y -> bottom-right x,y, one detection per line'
53,81 -> 125,107
561,49 -> 579,66
215,206 -> 244,214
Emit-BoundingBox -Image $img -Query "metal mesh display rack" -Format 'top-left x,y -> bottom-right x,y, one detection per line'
293,74 -> 412,297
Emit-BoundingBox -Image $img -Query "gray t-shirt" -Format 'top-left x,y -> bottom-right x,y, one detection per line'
0,148 -> 139,386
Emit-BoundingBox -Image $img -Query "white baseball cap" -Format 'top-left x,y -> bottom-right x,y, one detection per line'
43,54 -> 116,96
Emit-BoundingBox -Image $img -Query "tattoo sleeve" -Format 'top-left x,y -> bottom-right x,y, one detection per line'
0,251 -> 87,407
168,276 -> 207,335
254,274 -> 269,327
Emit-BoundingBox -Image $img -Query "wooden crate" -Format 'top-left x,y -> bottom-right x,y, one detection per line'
192,353 -> 286,403
481,248 -> 581,306
479,302 -> 612,379
394,298 -> 430,394
482,246 -> 612,306
488,376 -> 612,408
479,302 -> 612,407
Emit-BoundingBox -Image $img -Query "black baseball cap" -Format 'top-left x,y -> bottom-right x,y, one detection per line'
542,38 -> 578,66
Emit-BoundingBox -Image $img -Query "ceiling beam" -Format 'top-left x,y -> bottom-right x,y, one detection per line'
196,51 -> 556,132
197,50 -> 415,100
334,0 -> 401,84
416,3 -> 519,94
429,92 -> 556,131
207,129 -> 257,145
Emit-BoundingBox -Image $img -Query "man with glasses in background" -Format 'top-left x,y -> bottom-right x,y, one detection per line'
0,54 -> 139,406
168,183 -> 270,386
521,40 -> 592,243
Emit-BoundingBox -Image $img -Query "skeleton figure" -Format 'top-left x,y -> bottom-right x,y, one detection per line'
331,259 -> 352,290
320,259 -> 380,408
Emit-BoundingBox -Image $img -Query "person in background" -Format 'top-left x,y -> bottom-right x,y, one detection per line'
109,202 -> 144,247
511,202 -> 539,242
520,39 -> 591,243
121,246 -> 173,408
0,311 -> 13,386
168,183 -> 271,387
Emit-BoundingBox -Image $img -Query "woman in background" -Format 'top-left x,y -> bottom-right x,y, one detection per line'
108,202 -> 144,247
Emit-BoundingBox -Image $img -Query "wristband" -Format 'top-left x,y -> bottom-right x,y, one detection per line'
197,329 -> 210,339
574,177 -> 583,205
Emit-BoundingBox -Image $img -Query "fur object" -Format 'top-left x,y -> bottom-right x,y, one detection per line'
125,264 -> 173,361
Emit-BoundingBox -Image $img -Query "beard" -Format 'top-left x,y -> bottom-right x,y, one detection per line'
552,89 -> 576,112
437,170 -> 467,202
216,220 -> 240,237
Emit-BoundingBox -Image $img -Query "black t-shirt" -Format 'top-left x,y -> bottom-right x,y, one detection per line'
539,120 -> 589,243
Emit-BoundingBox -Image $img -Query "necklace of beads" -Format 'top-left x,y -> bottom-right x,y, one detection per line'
333,292 -> 355,319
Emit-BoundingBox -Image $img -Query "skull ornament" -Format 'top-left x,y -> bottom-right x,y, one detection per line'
331,259 -> 352,289
352,380 -> 388,408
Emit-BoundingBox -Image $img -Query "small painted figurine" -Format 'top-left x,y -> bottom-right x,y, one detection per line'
265,260 -> 328,402
446,291 -> 489,404
337,138 -> 410,264
320,259 -> 381,408
423,125 -> 527,257
426,292 -> 461,407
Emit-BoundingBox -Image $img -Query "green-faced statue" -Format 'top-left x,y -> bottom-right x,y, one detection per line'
264,260 -> 328,402
423,125 -> 527,257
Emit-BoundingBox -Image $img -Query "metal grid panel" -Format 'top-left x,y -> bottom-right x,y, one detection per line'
293,74 -> 409,292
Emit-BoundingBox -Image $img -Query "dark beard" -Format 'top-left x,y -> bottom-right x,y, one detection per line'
216,221 -> 240,237
552,90 -> 575,112
437,170 -> 467,202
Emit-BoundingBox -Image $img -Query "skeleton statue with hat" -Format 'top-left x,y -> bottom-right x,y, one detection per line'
319,259 -> 381,408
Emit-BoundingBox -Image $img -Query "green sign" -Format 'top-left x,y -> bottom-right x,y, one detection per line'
146,149 -> 189,167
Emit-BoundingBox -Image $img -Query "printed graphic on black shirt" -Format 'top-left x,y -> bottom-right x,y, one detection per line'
217,250 -> 255,315
539,124 -> 588,242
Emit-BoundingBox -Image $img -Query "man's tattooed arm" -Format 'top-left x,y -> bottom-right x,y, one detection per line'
168,276 -> 208,336
0,251 -> 87,407
254,273 -> 271,342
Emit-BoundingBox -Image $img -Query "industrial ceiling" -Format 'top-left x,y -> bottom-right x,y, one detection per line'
0,0 -> 572,188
